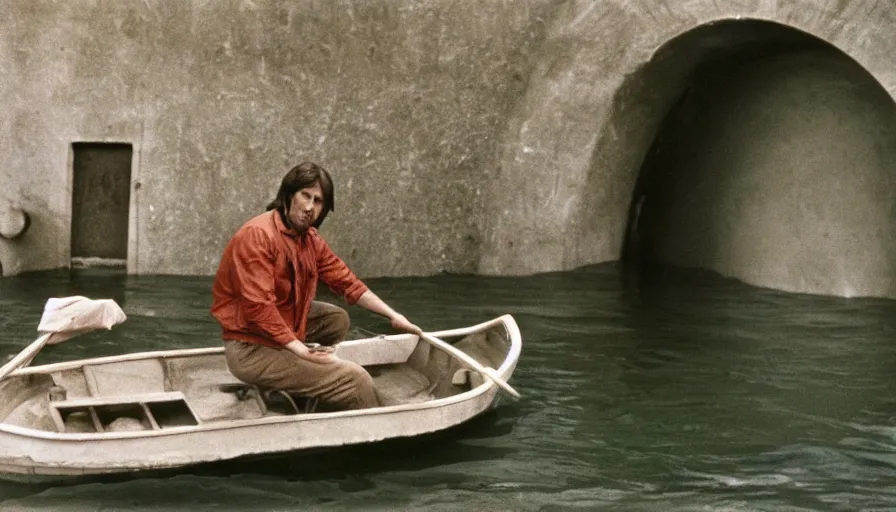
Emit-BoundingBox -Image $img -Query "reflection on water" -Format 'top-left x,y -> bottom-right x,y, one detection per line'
1,263 -> 896,510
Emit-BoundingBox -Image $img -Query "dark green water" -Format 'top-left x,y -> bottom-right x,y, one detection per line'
1,263 -> 896,511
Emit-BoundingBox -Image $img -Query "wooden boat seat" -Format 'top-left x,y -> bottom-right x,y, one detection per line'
218,383 -> 319,415
48,391 -> 200,433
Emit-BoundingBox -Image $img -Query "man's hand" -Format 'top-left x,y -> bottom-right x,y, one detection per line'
390,313 -> 421,335
355,291 -> 423,335
285,340 -> 337,364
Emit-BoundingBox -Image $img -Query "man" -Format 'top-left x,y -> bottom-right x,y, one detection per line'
211,161 -> 419,410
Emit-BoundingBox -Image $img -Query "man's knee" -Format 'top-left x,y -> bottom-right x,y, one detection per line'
347,365 -> 378,408
330,307 -> 350,337
320,306 -> 350,343
352,364 -> 373,386
307,302 -> 351,345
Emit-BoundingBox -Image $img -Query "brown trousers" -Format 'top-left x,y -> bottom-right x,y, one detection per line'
224,301 -> 378,410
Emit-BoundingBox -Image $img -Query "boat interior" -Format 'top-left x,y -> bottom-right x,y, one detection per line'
0,324 -> 512,434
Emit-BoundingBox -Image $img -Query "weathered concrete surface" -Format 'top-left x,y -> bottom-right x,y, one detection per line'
3,1 -> 896,298
0,0 -> 551,277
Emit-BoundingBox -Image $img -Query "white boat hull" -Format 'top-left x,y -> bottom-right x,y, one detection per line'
0,314 -> 521,480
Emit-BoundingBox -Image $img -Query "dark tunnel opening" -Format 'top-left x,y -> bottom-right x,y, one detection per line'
621,20 -> 896,298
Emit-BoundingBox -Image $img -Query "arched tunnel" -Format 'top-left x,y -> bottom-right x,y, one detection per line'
482,16 -> 896,300
622,20 -> 896,298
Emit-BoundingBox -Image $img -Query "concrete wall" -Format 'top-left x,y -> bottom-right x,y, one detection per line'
3,1 -> 896,298
1,0 -> 551,277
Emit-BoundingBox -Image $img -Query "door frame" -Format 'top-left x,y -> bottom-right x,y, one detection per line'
67,139 -> 143,274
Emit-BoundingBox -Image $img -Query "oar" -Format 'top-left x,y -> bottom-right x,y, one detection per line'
0,296 -> 127,381
0,333 -> 54,381
413,328 -> 521,399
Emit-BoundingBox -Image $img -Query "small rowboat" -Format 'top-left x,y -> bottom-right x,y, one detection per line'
0,297 -> 522,481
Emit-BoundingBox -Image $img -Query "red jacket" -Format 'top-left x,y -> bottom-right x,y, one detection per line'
211,210 -> 368,348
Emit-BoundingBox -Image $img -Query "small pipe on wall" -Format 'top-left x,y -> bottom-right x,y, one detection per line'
0,206 -> 30,240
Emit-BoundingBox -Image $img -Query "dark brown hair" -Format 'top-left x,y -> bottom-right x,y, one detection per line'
266,161 -> 335,228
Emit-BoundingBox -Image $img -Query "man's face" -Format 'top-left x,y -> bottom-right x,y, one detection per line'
287,182 -> 324,232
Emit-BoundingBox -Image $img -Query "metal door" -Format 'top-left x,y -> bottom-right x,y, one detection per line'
71,143 -> 132,263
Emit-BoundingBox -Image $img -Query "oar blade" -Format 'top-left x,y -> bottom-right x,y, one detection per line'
417,330 -> 521,400
483,366 -> 522,399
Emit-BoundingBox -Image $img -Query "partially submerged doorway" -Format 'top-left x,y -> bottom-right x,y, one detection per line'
71,143 -> 133,270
